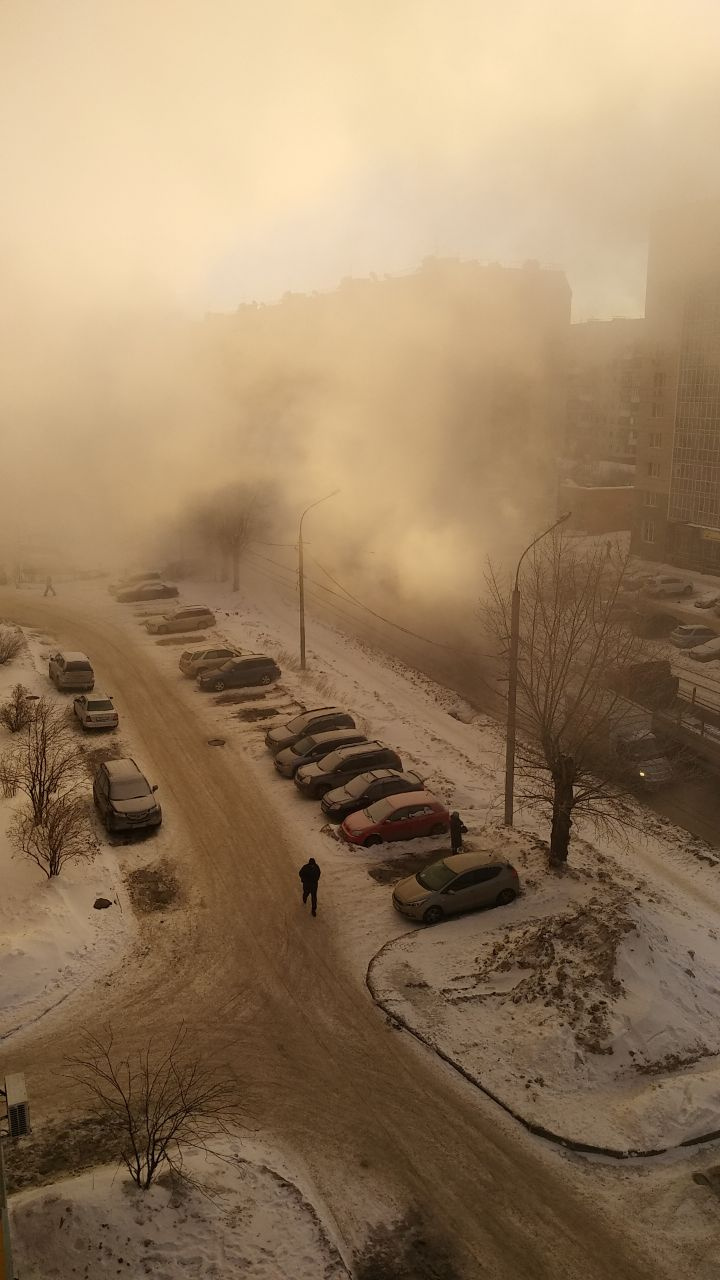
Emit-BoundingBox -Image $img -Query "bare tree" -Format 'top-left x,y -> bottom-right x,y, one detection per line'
192,482 -> 273,590
0,683 -> 34,733
484,535 -> 658,866
0,756 -> 19,798
10,792 -> 96,878
9,696 -> 82,824
68,1026 -> 241,1189
0,627 -> 24,664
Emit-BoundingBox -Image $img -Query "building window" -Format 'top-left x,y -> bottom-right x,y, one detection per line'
647,460 -> 660,478
652,403 -> 664,417
641,520 -> 656,544
644,491 -> 658,507
653,371 -> 666,390
649,431 -> 662,448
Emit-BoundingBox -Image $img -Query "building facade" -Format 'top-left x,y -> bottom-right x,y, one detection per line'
632,202 -> 720,571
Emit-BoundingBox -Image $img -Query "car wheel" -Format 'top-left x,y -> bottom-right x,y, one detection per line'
423,905 -> 444,926
429,823 -> 446,837
260,673 -> 272,686
213,680 -> 226,692
496,888 -> 517,906
363,835 -> 382,848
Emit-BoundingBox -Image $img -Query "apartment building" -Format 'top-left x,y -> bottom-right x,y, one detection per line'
632,202 -> 720,571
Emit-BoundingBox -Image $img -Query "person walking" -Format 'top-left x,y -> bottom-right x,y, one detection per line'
450,810 -> 467,855
299,857 -> 321,917
43,574 -> 56,597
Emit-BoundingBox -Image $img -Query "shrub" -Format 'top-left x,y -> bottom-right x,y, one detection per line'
0,628 -> 24,665
0,684 -> 33,733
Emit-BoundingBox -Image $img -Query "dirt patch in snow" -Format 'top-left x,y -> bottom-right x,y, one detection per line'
154,633 -> 210,646
76,738 -> 129,778
234,706 -> 280,722
367,849 -> 452,886
125,859 -> 181,913
472,894 -> 637,1053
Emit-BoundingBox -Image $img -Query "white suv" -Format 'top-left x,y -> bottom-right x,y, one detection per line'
145,606 -> 216,635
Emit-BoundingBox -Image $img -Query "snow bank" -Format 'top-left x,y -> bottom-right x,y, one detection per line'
10,1147 -> 348,1279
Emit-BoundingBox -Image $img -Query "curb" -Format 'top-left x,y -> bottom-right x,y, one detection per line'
366,931 -> 720,1161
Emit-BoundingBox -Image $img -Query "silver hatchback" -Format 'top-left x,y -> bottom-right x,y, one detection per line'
392,854 -> 520,926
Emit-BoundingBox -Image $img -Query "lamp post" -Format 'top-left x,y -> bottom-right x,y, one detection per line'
298,490 -> 340,670
504,512 -> 571,827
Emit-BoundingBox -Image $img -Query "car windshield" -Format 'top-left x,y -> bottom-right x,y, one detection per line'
315,749 -> 343,769
218,659 -> 237,671
293,735 -> 316,756
87,699 -> 113,711
180,652 -> 193,661
416,861 -> 456,891
346,773 -> 374,798
365,796 -> 397,821
110,778 -> 151,800
287,712 -> 312,734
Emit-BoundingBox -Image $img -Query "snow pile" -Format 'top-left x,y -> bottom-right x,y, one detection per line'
10,1150 -> 348,1280
371,859 -> 720,1152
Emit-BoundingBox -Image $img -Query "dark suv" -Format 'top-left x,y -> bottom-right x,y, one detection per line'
320,768 -> 425,821
265,706 -> 356,755
197,654 -> 281,692
295,742 -> 403,798
93,758 -> 162,833
274,729 -> 367,778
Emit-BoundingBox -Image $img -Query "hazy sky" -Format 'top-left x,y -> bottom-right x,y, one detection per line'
2,0 -> 720,321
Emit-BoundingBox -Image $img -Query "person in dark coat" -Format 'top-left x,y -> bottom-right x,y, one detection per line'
43,575 -> 56,597
450,811 -> 467,854
299,857 -> 321,916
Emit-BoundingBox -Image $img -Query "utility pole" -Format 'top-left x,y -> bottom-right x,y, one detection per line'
0,1073 -> 31,1280
298,490 -> 339,670
504,512 -> 571,827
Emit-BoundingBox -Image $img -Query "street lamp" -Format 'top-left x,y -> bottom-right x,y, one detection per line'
298,490 -> 340,670
504,512 -> 571,827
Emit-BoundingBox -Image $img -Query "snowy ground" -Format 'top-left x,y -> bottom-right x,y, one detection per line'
11,1141 -> 348,1280
0,620 -> 135,1041
5,572 -> 720,1269
82,565 -> 720,1155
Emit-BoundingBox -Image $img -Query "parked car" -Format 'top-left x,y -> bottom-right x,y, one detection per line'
93,758 -> 162,833
695,590 -> 720,610
109,569 -> 161,596
689,636 -> 720,662
614,730 -> 674,788
274,728 -> 367,778
265,706 -> 356,755
48,650 -> 94,692
643,575 -> 694,598
73,692 -> 118,730
669,624 -> 718,649
631,612 -> 679,639
179,646 -> 240,678
321,768 -> 426,821
620,572 -> 655,594
295,742 -> 404,799
116,581 -> 179,603
392,854 -> 520,925
340,791 -> 450,847
146,605 -> 215,635
197,654 -> 281,691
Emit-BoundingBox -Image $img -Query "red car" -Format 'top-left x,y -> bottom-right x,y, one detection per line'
341,791 -> 450,848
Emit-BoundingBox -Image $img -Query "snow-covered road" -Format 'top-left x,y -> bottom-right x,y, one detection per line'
0,584 -> 708,1279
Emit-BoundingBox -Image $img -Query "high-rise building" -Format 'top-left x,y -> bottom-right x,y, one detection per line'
632,202 -> 720,570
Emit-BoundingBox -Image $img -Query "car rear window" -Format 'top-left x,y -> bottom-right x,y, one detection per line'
87,699 -> 114,711
67,661 -> 92,671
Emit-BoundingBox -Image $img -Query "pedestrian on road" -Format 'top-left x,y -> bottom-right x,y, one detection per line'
450,810 -> 467,854
299,857 -> 321,917
43,575 -> 56,597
